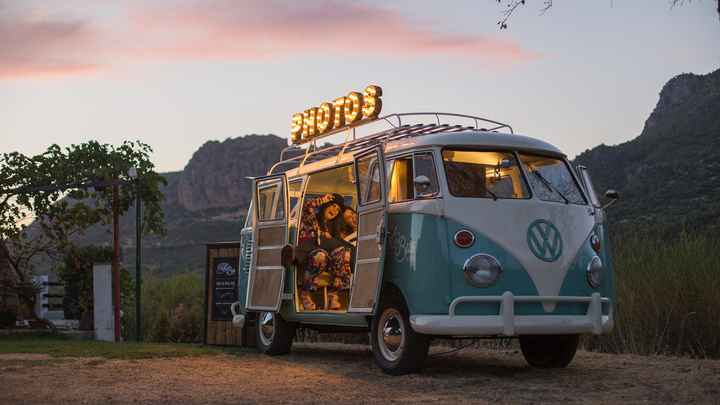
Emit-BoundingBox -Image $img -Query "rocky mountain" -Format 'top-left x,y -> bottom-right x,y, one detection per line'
176,135 -> 289,212
573,68 -> 720,232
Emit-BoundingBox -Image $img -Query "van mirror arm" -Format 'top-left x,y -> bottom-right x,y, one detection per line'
602,189 -> 620,209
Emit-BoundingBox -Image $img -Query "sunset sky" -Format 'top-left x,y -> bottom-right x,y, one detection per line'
2,0 -> 718,172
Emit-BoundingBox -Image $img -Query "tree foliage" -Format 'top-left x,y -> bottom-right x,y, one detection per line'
0,140 -> 166,283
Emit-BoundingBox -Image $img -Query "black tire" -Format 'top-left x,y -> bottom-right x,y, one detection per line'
256,311 -> 295,356
519,334 -> 579,368
371,293 -> 430,375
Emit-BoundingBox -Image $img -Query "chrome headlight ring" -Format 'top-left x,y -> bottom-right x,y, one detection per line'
463,254 -> 503,288
586,255 -> 603,289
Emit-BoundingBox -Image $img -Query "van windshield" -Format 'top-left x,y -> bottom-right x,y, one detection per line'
442,150 -> 529,199
518,153 -> 586,205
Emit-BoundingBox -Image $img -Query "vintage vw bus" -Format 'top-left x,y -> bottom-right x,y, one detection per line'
231,87 -> 617,375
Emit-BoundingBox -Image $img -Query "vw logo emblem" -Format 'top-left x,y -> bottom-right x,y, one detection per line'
527,219 -> 563,262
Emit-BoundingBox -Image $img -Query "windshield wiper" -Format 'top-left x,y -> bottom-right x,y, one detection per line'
486,188 -> 498,201
532,171 -> 570,204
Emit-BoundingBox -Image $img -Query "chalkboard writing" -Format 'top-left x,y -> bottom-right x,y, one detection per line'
211,256 -> 239,321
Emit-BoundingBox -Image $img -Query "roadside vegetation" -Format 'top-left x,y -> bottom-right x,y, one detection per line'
126,230 -> 720,359
1,231 -> 718,360
587,230 -> 720,358
134,271 -> 204,343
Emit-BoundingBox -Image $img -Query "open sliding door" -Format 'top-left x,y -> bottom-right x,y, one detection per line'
348,146 -> 388,313
246,174 -> 288,312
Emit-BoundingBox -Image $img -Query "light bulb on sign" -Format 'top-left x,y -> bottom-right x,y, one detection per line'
344,92 -> 363,124
316,102 -> 334,134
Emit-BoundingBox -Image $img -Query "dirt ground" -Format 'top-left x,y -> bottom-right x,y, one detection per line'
2,343 -> 719,404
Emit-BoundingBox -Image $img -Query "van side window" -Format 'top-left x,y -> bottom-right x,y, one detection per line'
358,157 -> 381,204
288,179 -> 304,220
388,152 -> 439,203
413,153 -> 439,198
389,157 -> 413,202
256,178 -> 285,221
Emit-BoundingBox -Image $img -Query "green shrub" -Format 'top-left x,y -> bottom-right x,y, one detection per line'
586,231 -> 720,357
136,272 -> 204,343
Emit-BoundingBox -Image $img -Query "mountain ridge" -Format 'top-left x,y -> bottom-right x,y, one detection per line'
573,68 -> 720,230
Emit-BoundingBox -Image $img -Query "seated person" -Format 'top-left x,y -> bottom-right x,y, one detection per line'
339,207 -> 358,243
323,207 -> 358,309
297,193 -> 355,310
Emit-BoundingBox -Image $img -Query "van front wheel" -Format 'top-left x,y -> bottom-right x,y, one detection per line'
519,334 -> 579,368
371,294 -> 430,375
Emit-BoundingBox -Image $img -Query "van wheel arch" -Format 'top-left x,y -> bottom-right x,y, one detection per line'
376,282 -> 408,312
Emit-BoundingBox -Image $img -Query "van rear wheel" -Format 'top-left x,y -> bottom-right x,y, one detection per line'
519,334 -> 579,368
371,294 -> 430,375
256,311 -> 295,355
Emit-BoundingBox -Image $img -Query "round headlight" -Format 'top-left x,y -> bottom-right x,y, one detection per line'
586,256 -> 603,288
463,254 -> 502,288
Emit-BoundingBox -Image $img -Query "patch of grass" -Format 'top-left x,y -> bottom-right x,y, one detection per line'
0,334 -> 222,360
586,231 -> 720,358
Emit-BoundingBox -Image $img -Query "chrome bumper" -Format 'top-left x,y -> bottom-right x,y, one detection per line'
410,292 -> 613,337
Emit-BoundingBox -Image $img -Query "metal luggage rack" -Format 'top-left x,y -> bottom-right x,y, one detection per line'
269,112 -> 513,174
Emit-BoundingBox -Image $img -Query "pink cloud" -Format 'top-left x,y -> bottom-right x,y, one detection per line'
130,0 -> 537,64
0,0 -> 538,79
0,3 -> 102,79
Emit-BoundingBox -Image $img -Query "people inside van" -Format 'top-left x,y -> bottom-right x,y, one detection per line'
296,193 -> 357,311
339,207 -> 358,243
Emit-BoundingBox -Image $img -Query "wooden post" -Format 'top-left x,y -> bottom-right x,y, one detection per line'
135,178 -> 142,342
112,179 -> 121,342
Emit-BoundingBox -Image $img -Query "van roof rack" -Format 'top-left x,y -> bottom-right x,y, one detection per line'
269,112 -> 513,174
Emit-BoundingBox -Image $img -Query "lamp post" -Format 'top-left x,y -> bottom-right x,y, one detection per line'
128,168 -> 142,342
112,178 -> 121,342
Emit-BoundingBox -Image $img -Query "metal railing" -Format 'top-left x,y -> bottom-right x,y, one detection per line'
269,112 -> 514,174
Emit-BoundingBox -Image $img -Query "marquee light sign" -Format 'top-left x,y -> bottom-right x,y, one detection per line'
291,85 -> 383,144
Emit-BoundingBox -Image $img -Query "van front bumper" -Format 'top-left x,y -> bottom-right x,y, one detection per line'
409,292 -> 613,337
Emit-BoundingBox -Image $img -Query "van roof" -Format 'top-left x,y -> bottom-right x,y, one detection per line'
385,130 -> 563,156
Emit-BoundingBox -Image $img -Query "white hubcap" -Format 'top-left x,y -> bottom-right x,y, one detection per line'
378,308 -> 405,362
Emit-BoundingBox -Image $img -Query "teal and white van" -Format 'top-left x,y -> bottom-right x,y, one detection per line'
231,111 -> 618,375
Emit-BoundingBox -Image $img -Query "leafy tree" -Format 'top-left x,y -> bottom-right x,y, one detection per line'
0,140 -> 166,290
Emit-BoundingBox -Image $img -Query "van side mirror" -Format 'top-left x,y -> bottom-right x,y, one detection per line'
603,189 -> 619,209
414,175 -> 432,195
